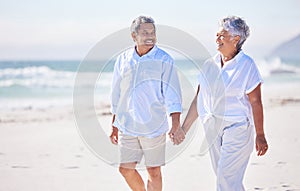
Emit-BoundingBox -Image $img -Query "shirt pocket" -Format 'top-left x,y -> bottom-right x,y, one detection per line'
138,69 -> 162,82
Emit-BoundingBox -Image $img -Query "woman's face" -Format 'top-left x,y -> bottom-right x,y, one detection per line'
216,27 -> 239,55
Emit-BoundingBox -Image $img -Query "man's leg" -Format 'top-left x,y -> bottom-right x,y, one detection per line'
119,163 -> 146,191
146,166 -> 162,191
119,133 -> 144,191
140,134 -> 166,191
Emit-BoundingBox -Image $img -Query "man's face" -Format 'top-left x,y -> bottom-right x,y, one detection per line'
132,23 -> 157,48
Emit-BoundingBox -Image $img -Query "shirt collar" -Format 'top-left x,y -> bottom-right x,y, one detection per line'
133,45 -> 157,59
231,50 -> 244,63
215,50 -> 245,68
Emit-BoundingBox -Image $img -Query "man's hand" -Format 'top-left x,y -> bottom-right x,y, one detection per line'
168,112 -> 185,145
256,134 -> 268,156
109,126 -> 119,145
169,127 -> 186,145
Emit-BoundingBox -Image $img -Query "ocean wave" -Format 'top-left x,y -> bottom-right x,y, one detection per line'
0,66 -> 75,88
1,59 -> 299,89
0,66 -> 114,88
0,66 -> 73,78
256,57 -> 300,77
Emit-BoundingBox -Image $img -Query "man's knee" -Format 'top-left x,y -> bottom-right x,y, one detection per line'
147,167 -> 161,178
119,166 -> 135,177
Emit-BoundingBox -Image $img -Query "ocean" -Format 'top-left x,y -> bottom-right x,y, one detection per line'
0,58 -> 300,111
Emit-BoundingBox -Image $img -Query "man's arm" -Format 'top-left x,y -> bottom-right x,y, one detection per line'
109,114 -> 118,145
109,56 -> 122,145
162,59 -> 184,144
248,84 -> 268,156
162,59 -> 182,116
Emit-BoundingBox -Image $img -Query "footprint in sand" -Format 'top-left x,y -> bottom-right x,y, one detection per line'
63,166 -> 80,169
11,165 -> 30,169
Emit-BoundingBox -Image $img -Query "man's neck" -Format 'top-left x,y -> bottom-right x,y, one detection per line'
135,45 -> 154,57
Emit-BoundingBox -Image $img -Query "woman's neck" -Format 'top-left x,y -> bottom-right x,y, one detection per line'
220,49 -> 239,67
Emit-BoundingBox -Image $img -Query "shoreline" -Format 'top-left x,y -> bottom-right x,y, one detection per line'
1,82 -> 300,125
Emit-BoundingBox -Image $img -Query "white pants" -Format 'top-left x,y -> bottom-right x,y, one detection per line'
204,118 -> 254,191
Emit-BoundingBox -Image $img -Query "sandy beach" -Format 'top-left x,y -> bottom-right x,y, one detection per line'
1,83 -> 300,191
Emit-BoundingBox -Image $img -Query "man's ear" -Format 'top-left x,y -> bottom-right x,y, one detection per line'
131,32 -> 137,42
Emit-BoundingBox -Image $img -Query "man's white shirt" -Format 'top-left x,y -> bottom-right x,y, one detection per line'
111,45 -> 182,138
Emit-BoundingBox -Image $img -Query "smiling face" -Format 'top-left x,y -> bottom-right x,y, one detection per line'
216,27 -> 240,56
132,23 -> 157,55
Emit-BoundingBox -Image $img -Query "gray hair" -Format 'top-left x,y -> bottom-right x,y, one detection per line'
219,16 -> 250,50
130,16 -> 155,34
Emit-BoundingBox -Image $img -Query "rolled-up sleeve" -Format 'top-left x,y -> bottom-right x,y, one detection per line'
162,59 -> 182,115
110,56 -> 122,114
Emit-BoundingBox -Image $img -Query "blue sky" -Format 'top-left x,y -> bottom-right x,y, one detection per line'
1,0 -> 299,60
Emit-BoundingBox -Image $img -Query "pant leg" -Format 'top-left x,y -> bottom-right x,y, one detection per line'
119,133 -> 143,165
139,134 -> 166,167
216,120 -> 254,191
203,117 -> 224,174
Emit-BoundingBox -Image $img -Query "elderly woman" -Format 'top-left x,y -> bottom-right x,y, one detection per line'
179,16 -> 268,191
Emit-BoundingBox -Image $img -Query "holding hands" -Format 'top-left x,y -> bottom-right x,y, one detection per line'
169,126 -> 186,145
168,112 -> 186,145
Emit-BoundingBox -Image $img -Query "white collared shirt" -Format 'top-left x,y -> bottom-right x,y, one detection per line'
197,50 -> 263,124
111,45 -> 182,138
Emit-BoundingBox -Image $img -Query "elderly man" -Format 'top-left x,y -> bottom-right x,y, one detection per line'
109,16 -> 184,191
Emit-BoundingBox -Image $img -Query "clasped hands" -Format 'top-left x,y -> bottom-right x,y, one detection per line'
168,126 -> 186,145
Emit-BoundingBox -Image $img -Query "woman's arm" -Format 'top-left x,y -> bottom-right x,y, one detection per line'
248,84 -> 268,156
182,86 -> 200,134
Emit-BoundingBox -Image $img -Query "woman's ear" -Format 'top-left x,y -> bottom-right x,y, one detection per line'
233,35 -> 241,46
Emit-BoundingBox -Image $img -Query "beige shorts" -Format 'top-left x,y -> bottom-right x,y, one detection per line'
119,133 -> 166,167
